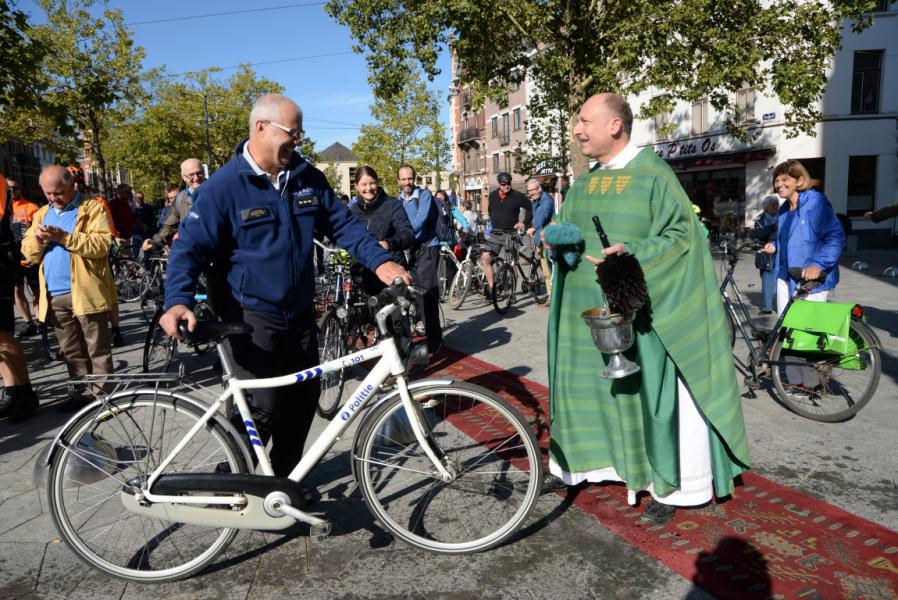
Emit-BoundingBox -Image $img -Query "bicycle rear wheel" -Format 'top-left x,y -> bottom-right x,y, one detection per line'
449,262 -> 472,309
529,262 -> 548,304
491,260 -> 515,314
317,308 -> 347,419
47,394 -> 249,583
354,381 -> 542,553
769,319 -> 880,422
143,307 -> 177,372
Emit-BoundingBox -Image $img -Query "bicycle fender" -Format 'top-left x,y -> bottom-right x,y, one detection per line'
38,388 -> 253,473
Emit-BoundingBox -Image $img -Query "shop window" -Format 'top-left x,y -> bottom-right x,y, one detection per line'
735,88 -> 756,124
846,155 -> 876,217
691,98 -> 709,135
851,50 -> 883,114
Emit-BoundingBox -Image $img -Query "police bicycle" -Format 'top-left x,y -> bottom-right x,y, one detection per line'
41,280 -> 543,583
719,240 -> 881,422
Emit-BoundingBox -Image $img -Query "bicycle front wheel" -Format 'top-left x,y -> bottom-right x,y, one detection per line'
491,260 -> 515,314
47,394 -> 249,583
354,381 -> 543,554
449,262 -> 472,309
437,253 -> 452,303
317,308 -> 347,419
113,259 -> 145,303
769,319 -> 880,422
143,307 -> 177,372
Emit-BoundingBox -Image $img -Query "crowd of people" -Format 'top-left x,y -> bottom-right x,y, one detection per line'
1,90 -> 887,525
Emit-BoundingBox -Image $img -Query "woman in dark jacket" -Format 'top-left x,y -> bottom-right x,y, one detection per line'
349,166 -> 416,350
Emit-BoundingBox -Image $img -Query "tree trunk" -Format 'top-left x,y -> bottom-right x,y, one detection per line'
567,111 -> 589,181
90,114 -> 109,199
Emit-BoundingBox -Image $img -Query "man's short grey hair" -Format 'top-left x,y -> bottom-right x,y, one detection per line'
248,94 -> 303,136
40,165 -> 73,186
603,93 -> 633,137
525,178 -> 542,191
180,158 -> 202,174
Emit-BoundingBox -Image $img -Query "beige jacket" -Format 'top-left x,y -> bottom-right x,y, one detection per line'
21,196 -> 116,320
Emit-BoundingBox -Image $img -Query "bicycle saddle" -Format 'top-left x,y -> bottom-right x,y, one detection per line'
179,320 -> 253,344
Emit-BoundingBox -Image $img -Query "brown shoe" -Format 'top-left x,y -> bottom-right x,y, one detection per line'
537,301 -> 550,308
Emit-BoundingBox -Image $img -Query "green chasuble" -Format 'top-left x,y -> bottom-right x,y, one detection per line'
547,148 -> 750,499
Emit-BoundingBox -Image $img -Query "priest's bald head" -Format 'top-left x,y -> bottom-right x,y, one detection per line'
573,93 -> 634,164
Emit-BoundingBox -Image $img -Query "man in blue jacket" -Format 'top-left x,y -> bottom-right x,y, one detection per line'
161,94 -> 409,478
525,178 -> 554,306
398,165 -> 442,354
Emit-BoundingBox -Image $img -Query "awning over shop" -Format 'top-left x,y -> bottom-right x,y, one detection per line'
666,147 -> 775,170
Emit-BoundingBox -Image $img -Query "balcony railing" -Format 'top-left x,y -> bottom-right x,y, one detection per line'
458,127 -> 483,144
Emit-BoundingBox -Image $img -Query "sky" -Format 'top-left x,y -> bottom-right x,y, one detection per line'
22,0 -> 453,152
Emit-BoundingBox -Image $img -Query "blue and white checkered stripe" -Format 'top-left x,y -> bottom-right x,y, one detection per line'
295,367 -> 323,382
244,420 -> 263,447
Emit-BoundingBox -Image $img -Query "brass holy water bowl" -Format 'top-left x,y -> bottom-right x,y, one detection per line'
581,306 -> 640,379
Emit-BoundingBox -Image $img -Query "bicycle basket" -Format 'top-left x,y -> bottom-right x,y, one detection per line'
781,300 -> 858,364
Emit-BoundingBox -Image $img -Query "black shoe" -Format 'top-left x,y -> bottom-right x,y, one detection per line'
56,392 -> 91,413
541,473 -> 570,494
640,500 -> 677,526
5,386 -> 39,423
111,329 -> 125,348
17,321 -> 39,338
0,389 -> 13,419
483,285 -> 492,299
759,310 -> 773,315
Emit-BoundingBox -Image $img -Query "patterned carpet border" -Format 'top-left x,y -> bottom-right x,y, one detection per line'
425,347 -> 898,600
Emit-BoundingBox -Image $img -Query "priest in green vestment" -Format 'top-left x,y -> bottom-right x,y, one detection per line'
545,93 -> 750,522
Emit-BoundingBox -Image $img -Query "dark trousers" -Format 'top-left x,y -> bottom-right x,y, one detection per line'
409,244 -> 442,352
225,307 -> 320,477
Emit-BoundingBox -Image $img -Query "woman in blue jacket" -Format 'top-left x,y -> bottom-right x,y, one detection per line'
759,159 -> 845,314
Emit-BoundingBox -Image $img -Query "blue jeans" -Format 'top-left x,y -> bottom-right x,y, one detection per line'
760,268 -> 776,312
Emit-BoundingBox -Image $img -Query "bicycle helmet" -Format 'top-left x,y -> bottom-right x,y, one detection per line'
496,172 -> 512,184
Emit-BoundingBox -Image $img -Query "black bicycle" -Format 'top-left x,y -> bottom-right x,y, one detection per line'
491,231 -> 548,314
719,240 -> 881,422
142,293 -> 215,373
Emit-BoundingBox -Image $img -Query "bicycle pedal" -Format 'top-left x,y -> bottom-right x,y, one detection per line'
310,520 -> 331,542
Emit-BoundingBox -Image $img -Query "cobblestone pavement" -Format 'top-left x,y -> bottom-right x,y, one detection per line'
1,246 -> 895,599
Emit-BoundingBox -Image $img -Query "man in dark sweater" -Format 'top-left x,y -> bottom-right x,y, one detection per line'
480,171 -> 531,294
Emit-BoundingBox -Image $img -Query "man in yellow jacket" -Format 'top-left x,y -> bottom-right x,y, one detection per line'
21,165 -> 116,411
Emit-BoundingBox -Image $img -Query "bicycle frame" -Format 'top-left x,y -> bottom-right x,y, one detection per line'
139,303 -> 452,507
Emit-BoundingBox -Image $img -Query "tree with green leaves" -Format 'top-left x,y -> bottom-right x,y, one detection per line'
351,71 -> 449,194
326,0 -> 879,175
25,0 -> 146,197
321,162 -> 344,195
0,1 -> 49,113
105,66 -> 288,199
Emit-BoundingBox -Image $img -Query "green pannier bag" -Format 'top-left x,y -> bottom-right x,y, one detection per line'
781,301 -> 861,368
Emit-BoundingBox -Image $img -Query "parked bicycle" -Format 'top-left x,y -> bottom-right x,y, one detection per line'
316,248 -> 381,419
142,293 -> 216,373
719,240 -> 881,422
110,243 -> 145,303
491,231 -> 549,314
41,281 -> 543,583
447,234 -> 490,310
437,241 -> 461,303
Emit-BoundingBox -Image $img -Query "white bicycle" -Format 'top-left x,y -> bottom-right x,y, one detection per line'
40,281 -> 543,583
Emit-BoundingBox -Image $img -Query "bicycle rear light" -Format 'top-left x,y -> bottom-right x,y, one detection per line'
851,304 -> 864,319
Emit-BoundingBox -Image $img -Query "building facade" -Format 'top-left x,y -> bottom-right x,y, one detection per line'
0,139 -> 56,203
630,5 -> 898,247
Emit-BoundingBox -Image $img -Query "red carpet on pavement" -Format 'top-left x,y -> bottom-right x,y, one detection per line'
425,347 -> 898,600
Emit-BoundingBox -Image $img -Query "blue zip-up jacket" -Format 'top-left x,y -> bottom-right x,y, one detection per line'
400,187 -> 438,248
774,188 -> 844,294
531,191 -> 554,246
164,140 -> 391,318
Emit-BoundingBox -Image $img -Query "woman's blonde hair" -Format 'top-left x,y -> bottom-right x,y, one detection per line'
772,159 -> 812,192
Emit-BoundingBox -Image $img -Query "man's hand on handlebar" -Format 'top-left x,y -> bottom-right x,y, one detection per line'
141,238 -> 162,252
801,265 -> 824,282
374,260 -> 412,287
160,304 -> 196,340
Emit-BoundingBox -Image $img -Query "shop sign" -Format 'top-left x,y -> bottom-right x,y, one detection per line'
654,136 -> 721,160
762,112 -> 776,122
